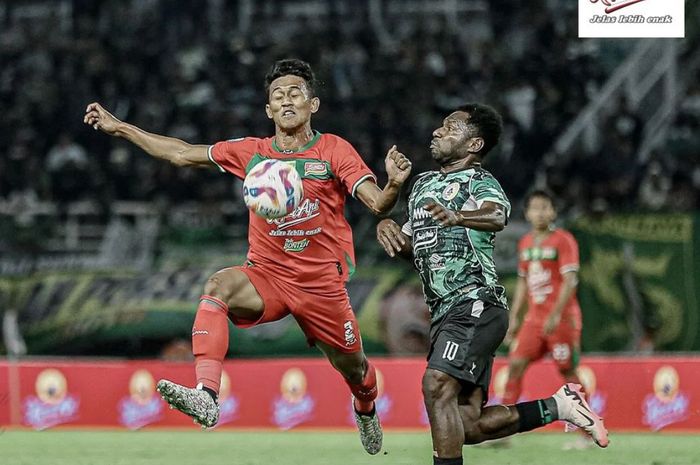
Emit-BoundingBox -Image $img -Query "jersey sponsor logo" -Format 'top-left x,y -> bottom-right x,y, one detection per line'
24,369 -> 80,430
304,161 -> 327,176
428,253 -> 445,270
643,366 -> 689,431
521,247 -> 558,261
412,207 -> 432,220
442,340 -> 460,361
527,261 -> 553,304
343,320 -> 357,346
284,238 -> 310,253
270,227 -> 322,237
442,182 -> 460,201
268,198 -> 320,230
413,227 -> 438,251
118,369 -> 163,430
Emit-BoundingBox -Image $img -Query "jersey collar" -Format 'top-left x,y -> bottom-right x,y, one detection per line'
272,130 -> 322,154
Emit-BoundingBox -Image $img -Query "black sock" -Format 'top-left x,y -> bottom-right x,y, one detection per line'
543,396 -> 559,420
202,386 -> 218,402
434,457 -> 463,465
515,399 -> 555,432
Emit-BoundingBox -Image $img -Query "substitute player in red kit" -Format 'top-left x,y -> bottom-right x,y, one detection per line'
84,59 -> 411,454
503,190 -> 585,413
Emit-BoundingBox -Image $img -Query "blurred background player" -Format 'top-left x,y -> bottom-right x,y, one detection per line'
376,104 -> 608,465
502,189 -> 586,446
83,58 -> 412,455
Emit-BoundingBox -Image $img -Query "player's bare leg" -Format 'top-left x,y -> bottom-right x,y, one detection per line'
158,268 -> 264,427
317,341 -> 383,455
479,356 -> 529,448
460,382 -> 607,447
423,368 -> 466,462
424,373 -> 608,463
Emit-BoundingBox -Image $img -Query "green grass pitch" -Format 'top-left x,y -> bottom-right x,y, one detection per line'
2,430 -> 698,465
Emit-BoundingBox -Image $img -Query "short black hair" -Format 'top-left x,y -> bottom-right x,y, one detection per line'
264,59 -> 317,97
454,103 -> 503,156
525,189 -> 556,209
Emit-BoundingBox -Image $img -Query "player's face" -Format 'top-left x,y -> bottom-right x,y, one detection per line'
430,111 -> 483,163
265,75 -> 319,130
525,196 -> 556,230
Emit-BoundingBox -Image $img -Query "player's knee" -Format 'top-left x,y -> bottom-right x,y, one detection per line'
203,271 -> 244,304
337,360 -> 365,384
463,424 -> 484,445
422,370 -> 457,408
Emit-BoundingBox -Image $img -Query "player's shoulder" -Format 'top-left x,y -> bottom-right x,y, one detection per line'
470,167 -> 498,181
553,228 -> 577,243
409,170 -> 439,191
319,132 -> 353,150
214,136 -> 264,148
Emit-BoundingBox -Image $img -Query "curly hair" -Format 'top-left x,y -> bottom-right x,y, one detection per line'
264,59 -> 317,97
453,103 -> 503,157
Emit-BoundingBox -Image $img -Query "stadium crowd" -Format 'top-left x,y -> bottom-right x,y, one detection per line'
0,0 -> 697,226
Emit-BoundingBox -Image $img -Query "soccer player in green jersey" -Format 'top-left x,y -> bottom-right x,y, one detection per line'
376,104 -> 608,465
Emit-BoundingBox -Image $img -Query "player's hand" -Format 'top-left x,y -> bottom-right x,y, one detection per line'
424,202 -> 461,227
543,313 -> 561,336
385,145 -> 412,185
83,102 -> 122,135
376,219 -> 406,258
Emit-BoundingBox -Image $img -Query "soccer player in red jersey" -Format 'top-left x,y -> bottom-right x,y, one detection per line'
503,190 -> 585,414
83,59 -> 411,454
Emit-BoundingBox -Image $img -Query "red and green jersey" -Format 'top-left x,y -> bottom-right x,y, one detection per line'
517,228 -> 581,321
208,131 -> 375,288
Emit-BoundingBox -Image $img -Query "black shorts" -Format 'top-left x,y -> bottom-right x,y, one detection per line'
427,298 -> 509,402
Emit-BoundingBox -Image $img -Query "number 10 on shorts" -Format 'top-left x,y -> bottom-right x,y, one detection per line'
442,340 -> 459,361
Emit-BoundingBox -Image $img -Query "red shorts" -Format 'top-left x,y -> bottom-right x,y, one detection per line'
509,313 -> 581,371
229,262 -> 362,354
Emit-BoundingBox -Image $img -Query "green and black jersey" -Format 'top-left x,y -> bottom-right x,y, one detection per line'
402,167 -> 511,321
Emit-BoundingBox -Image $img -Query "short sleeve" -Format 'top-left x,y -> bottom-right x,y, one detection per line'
558,231 -> 580,275
470,174 -> 511,219
329,136 -> 376,197
208,137 -> 259,178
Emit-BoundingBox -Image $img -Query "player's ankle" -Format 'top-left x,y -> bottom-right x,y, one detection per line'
353,398 -> 375,415
515,399 -> 557,432
199,385 -> 218,402
434,456 -> 463,465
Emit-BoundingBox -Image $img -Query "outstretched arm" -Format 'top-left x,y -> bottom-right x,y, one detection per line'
424,201 -> 506,232
355,145 -> 412,215
83,102 -> 211,168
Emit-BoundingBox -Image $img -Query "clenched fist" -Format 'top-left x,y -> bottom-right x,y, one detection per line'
83,102 -> 122,135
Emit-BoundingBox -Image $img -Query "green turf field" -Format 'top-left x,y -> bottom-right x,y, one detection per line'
1,430 -> 698,465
